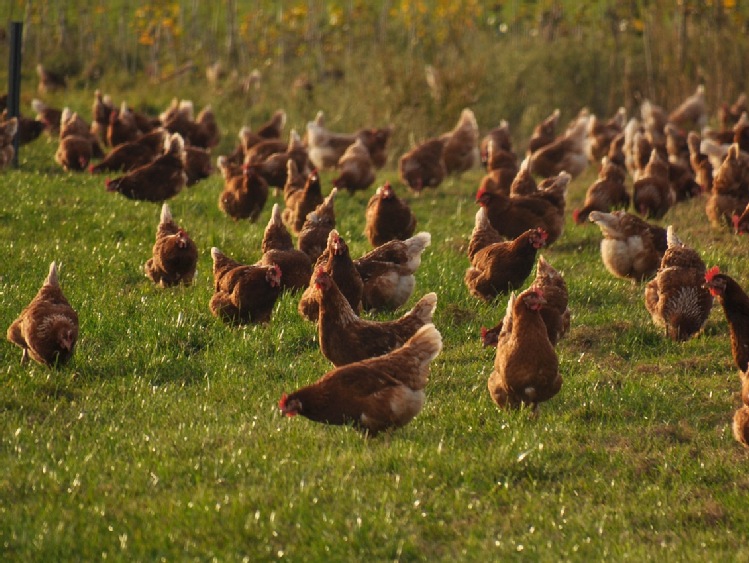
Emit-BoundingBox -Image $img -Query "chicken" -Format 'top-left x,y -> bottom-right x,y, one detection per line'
279,323 -> 442,436
607,131 -> 627,171
218,161 -> 269,222
89,129 -> 167,173
668,84 -> 707,131
243,136 -> 288,166
106,102 -> 141,147
526,108 -> 560,156
6,112 -> 44,146
506,156 -> 536,196
466,206 -> 504,264
700,136 -> 731,172
298,229 -> 363,322
251,129 -> 311,189
398,137 -> 446,193
705,144 -> 749,229
644,226 -> 713,341
440,108 -> 480,175
364,181 -> 417,246
31,99 -> 62,136
719,93 -> 747,129
668,159 -> 701,202
704,267 -> 749,372
143,203 -> 198,287
161,100 -> 218,148
465,227 -> 547,302
687,131 -> 713,193
0,117 -> 18,169
479,254 -> 569,348
488,287 -> 562,413
480,140 -> 519,194
209,247 -> 282,325
256,109 -> 287,140
106,133 -> 187,202
572,156 -> 630,225
311,268 -> 437,366
257,204 -> 312,292
306,112 -> 392,170
7,261 -> 78,367
529,110 -> 589,179
282,162 -> 323,235
59,109 -> 97,154
588,210 -> 667,282
90,90 -> 114,144
640,99 -> 668,147
191,105 -> 220,149
480,120 -> 513,164
355,232 -> 432,311
55,135 -> 93,172
36,63 -> 66,95
183,146 -> 213,186
664,123 -> 690,169
476,170 -> 569,245
633,148 -> 674,219
298,187 -> 338,263
531,255 -> 570,346
584,107 -> 626,163
332,137 -> 376,193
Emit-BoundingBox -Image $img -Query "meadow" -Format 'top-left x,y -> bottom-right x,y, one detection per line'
2,111 -> 749,561
3,2 -> 749,561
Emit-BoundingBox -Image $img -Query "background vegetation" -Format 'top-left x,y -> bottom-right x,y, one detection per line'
1,1 -> 749,561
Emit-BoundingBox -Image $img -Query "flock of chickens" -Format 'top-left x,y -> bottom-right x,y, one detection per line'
4,78 -> 749,445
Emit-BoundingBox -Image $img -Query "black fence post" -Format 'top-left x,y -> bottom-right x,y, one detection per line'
8,21 -> 23,168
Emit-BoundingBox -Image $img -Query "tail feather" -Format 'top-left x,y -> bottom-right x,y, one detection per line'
160,203 -> 172,225
405,324 -> 442,362
388,324 -> 442,389
407,292 -> 438,324
45,261 -> 59,287
406,232 -> 432,257
269,203 -> 282,226
666,225 -> 682,248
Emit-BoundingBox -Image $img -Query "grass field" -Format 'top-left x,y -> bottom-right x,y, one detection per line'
2,102 -> 749,560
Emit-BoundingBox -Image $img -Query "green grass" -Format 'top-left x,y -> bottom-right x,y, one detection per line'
2,111 -> 749,562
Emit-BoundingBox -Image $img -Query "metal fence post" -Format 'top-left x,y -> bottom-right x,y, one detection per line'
8,21 -> 23,168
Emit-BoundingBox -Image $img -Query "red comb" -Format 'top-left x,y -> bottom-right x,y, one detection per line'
732,214 -> 741,233
539,228 -> 549,240
475,187 -> 486,202
278,393 -> 288,410
480,327 -> 488,338
88,164 -> 95,174
705,266 -> 720,283
572,209 -> 581,224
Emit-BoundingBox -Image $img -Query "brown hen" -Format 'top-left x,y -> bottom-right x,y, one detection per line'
209,248 -> 282,325
488,287 -> 562,413
644,226 -> 713,341
7,262 -> 78,367
364,181 -> 417,247
279,324 -> 442,436
311,268 -> 437,367
144,203 -> 198,287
